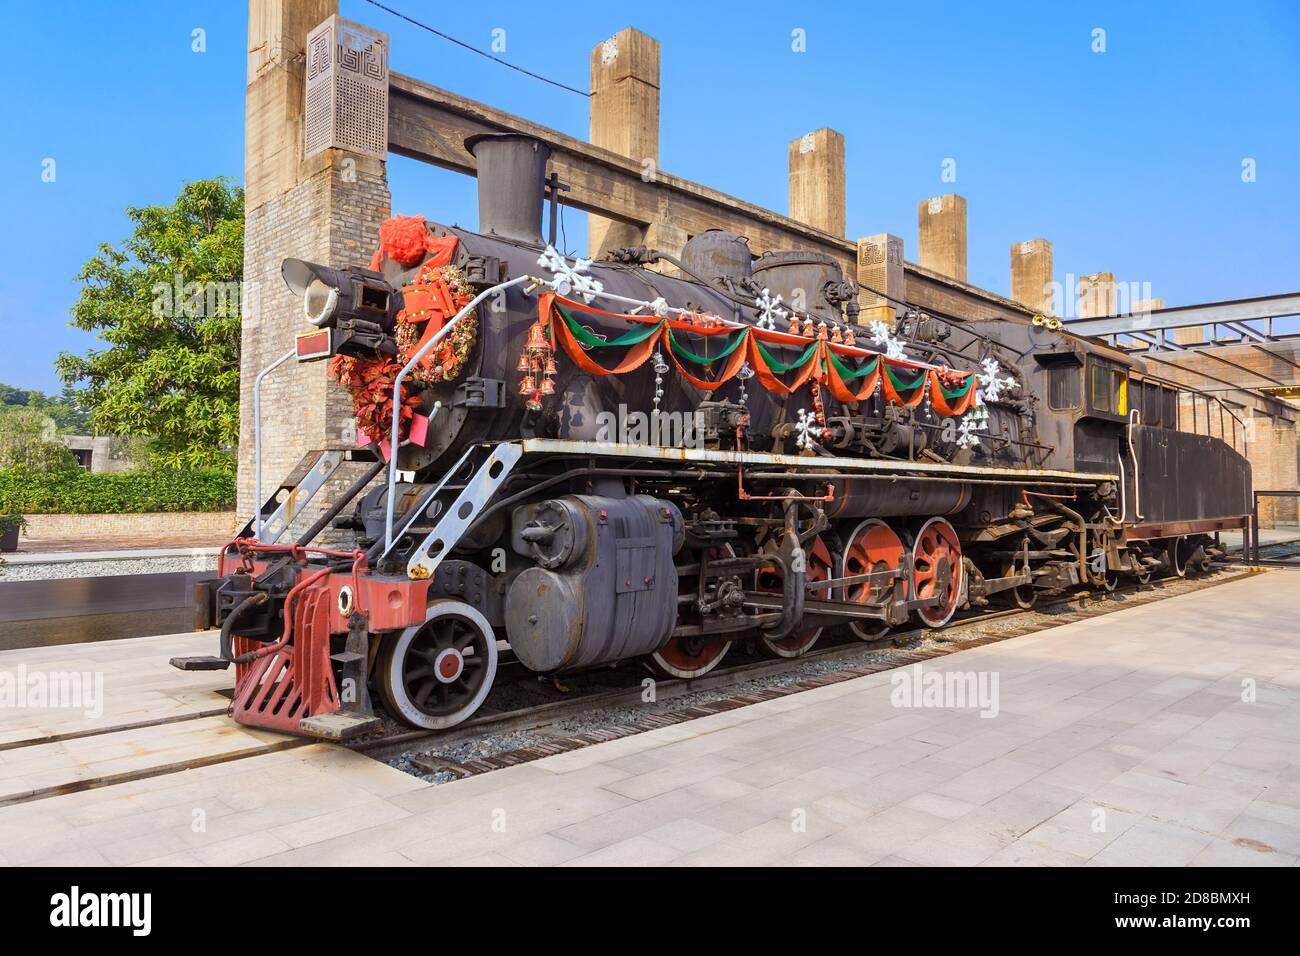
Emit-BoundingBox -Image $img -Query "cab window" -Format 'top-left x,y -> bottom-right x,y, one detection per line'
1049,365 -> 1080,410
1142,382 -> 1162,426
1090,362 -> 1110,413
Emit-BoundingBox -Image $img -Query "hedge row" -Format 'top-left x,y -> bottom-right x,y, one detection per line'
0,467 -> 235,514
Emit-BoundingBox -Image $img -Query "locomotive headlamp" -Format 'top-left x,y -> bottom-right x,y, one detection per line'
281,258 -> 404,359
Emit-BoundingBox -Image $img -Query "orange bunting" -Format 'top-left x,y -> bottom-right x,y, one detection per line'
540,294 -> 976,413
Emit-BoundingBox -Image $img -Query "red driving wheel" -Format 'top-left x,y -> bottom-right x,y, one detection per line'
841,518 -> 904,640
911,516 -> 963,628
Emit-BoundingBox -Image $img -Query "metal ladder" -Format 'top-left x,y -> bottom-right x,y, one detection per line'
238,449 -> 346,543
376,442 -> 523,579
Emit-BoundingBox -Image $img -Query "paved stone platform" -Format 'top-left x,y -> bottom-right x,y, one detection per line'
1,572 -> 1297,866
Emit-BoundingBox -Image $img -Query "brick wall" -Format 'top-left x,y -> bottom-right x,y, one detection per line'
237,153 -> 390,532
23,512 -> 238,540
1249,414 -> 1300,527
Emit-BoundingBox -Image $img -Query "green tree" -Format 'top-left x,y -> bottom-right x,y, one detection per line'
56,178 -> 243,470
0,383 -> 90,433
0,406 -> 78,472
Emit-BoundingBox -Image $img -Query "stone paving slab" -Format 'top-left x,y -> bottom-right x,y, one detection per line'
0,631 -> 229,744
1,572 -> 1297,866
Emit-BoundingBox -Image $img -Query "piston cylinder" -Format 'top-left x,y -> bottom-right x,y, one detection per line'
504,495 -> 684,672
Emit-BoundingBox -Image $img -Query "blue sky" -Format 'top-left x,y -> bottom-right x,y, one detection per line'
2,0 -> 1297,393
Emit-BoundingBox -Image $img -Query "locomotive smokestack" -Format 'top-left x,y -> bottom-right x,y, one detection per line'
465,133 -> 552,246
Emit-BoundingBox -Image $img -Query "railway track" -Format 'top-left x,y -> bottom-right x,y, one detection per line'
353,565 -> 1263,772
0,565 -> 1260,808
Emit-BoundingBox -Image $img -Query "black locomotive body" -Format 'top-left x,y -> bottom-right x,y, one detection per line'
185,134 -> 1252,738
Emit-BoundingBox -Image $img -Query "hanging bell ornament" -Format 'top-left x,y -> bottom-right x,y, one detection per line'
736,360 -> 754,405
544,355 -> 557,376
526,322 -> 546,350
517,351 -> 532,372
519,374 -> 536,396
540,376 -> 556,396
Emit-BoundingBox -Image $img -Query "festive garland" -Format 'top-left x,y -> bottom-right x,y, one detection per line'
330,230 -> 478,445
395,261 -> 478,388
532,292 -> 977,417
329,355 -> 423,448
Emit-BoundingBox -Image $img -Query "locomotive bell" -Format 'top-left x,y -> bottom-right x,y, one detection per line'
281,258 -> 404,358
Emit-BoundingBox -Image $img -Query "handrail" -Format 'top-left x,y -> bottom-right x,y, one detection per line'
252,348 -> 297,537
1126,409 -> 1144,521
1138,369 -> 1247,455
385,275 -> 531,551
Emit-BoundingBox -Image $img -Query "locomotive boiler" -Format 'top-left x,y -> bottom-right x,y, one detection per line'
179,133 -> 1252,739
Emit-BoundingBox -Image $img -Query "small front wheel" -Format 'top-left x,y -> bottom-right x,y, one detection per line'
375,600 -> 498,730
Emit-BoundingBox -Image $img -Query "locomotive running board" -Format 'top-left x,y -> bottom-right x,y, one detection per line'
514,439 -> 1117,483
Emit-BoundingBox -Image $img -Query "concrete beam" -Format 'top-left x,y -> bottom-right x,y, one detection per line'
386,73 -> 1035,325
387,72 -> 852,267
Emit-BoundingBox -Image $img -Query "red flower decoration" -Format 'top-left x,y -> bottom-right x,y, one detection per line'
378,215 -> 430,266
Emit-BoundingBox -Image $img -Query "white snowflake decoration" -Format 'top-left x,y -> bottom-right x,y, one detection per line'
794,408 -> 818,450
977,357 -> 1018,403
868,319 -> 907,361
754,287 -> 788,331
537,244 -> 604,303
648,296 -> 669,318
954,413 -> 981,450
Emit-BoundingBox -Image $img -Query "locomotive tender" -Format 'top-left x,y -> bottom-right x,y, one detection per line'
181,134 -> 1252,739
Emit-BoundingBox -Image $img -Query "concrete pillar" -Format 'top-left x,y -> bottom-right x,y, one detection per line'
917,194 -> 967,282
788,129 -> 846,237
588,29 -> 660,258
239,2 -> 392,521
1010,239 -> 1053,316
856,234 -> 904,327
1077,272 -> 1117,319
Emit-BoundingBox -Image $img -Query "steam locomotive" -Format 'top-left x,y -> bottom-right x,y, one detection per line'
180,134 -> 1252,739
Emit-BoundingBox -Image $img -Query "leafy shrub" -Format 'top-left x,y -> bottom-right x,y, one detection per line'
0,468 -> 235,514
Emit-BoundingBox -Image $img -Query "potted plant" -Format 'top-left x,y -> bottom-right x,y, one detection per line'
0,513 -> 24,553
